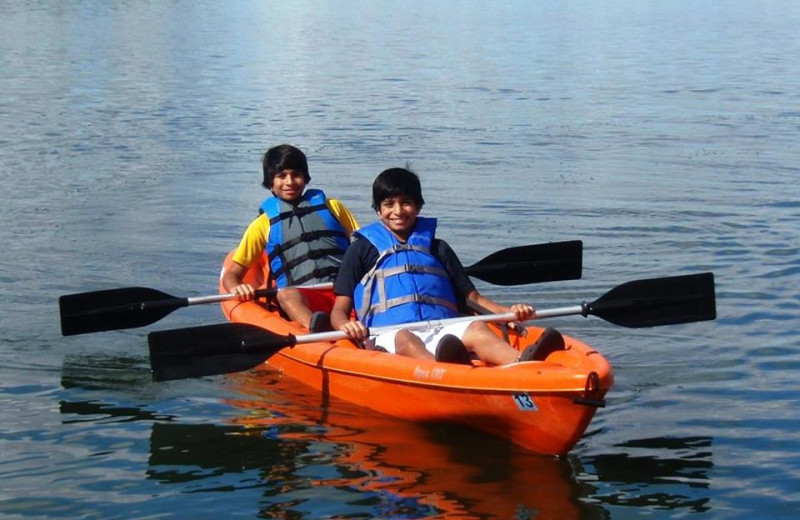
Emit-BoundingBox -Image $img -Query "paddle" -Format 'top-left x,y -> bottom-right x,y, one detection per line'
462,239 -> 582,286
59,240 -> 582,336
58,282 -> 333,337
148,272 -> 716,381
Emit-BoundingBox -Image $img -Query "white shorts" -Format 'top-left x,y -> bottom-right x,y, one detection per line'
371,321 -> 473,355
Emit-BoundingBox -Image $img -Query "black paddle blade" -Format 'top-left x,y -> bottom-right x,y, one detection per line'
587,272 -> 716,328
464,240 -> 582,286
148,323 -> 294,381
60,287 -> 188,336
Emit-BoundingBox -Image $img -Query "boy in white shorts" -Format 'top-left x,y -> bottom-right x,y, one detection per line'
330,167 -> 552,365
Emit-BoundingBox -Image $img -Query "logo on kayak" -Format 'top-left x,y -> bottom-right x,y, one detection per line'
512,393 -> 537,411
413,366 -> 446,381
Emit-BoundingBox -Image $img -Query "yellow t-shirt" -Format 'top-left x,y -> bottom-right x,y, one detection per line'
231,198 -> 360,268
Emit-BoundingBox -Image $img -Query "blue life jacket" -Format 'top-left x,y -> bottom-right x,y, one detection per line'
261,189 -> 349,287
353,217 -> 460,327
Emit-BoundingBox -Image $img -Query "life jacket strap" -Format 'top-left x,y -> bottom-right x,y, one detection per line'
285,266 -> 339,286
364,293 -> 460,320
268,202 -> 328,225
269,229 -> 348,257
271,247 -> 344,278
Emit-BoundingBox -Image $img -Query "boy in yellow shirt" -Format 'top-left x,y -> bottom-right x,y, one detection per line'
222,144 -> 359,331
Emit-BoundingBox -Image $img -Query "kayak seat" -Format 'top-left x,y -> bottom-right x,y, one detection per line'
435,334 -> 472,365
519,328 -> 565,362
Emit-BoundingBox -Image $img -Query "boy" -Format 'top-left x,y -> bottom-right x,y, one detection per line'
330,167 -> 559,365
222,144 -> 360,332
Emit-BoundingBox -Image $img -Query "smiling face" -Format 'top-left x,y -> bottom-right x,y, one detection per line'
377,195 -> 421,241
270,169 -> 307,203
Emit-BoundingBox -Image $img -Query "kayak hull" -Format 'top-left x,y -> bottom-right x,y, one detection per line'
220,251 -> 613,456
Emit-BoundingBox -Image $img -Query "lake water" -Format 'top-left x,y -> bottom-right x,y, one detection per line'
2,1 -> 799,518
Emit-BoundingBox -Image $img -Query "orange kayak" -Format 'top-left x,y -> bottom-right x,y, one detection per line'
219,250 -> 614,456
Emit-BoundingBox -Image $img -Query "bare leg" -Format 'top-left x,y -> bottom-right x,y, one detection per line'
462,321 -> 519,365
394,330 -> 435,360
275,288 -> 313,328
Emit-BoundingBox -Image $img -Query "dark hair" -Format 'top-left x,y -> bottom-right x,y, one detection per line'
262,144 -> 310,188
371,167 -> 425,211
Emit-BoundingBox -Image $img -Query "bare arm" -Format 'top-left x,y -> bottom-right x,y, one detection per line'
221,261 -> 256,300
220,214 -> 269,301
330,295 -> 369,341
465,289 -> 534,322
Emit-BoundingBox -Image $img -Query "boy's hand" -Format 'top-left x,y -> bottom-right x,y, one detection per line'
230,283 -> 256,301
339,320 -> 369,342
509,303 -> 534,322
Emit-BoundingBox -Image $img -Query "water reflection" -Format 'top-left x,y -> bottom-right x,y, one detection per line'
58,357 -> 714,519
584,437 -> 713,514
60,353 -> 153,391
149,369 -> 602,519
147,423 -> 295,485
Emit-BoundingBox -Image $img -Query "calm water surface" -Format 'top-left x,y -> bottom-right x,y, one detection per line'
1,1 -> 799,519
